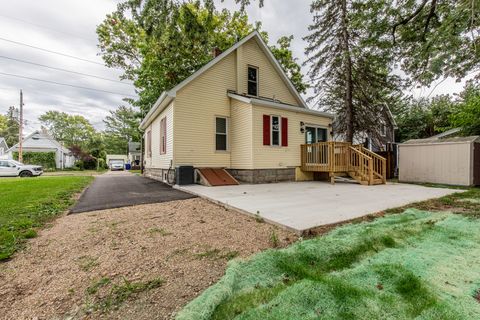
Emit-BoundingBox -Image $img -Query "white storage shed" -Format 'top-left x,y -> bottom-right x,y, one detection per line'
399,136 -> 480,187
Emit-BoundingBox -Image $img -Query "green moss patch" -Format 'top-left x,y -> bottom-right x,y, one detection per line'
177,209 -> 480,320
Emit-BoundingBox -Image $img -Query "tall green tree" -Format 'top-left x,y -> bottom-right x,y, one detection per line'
0,114 -> 7,136
451,81 -> 480,135
97,0 -> 307,112
389,0 -> 480,85
0,107 -> 19,147
103,106 -> 141,154
39,111 -> 96,148
305,0 -> 402,142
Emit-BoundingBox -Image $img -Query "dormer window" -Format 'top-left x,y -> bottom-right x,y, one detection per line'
247,66 -> 258,96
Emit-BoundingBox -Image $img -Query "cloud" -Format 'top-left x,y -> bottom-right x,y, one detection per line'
0,0 -> 467,135
0,0 -> 134,134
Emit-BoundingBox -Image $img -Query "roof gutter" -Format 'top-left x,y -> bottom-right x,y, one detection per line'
139,92 -> 175,130
228,92 -> 334,119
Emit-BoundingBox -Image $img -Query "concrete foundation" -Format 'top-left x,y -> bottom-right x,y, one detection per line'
143,167 -> 175,185
227,168 -> 295,184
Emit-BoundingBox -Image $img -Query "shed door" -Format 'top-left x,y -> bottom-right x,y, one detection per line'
474,143 -> 480,186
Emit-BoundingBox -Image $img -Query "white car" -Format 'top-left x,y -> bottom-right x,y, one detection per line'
0,160 -> 43,177
109,160 -> 125,171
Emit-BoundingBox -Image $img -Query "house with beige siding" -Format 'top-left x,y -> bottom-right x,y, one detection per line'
139,31 -> 334,184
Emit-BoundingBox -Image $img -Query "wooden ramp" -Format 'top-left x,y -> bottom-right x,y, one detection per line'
197,168 -> 239,186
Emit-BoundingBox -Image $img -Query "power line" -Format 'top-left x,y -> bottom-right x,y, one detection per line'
0,72 -> 137,98
0,55 -> 133,86
0,13 -> 94,42
0,36 -> 107,66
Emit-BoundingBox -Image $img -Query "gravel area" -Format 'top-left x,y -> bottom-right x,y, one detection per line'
0,198 -> 296,320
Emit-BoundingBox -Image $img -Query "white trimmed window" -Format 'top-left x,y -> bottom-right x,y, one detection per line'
160,117 -> 167,155
271,115 -> 281,146
146,131 -> 152,158
247,66 -> 258,96
215,117 -> 228,151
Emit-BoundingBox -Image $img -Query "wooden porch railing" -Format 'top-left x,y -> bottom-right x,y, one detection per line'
300,141 -> 387,185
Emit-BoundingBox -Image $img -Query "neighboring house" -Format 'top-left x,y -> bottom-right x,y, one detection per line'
429,127 -> 462,139
0,137 -> 8,158
128,142 -> 141,165
6,130 -> 75,169
334,105 -> 397,152
140,31 -> 334,184
106,154 -> 128,167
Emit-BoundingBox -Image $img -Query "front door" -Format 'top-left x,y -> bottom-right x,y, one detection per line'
305,127 -> 328,144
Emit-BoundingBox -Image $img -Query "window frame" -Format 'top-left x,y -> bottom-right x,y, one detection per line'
270,115 -> 281,147
380,122 -> 387,137
215,116 -> 229,152
160,117 -> 167,155
247,65 -> 259,97
305,125 -> 329,144
146,130 -> 152,158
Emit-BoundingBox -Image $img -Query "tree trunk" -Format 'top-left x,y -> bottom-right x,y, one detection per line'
341,0 -> 354,143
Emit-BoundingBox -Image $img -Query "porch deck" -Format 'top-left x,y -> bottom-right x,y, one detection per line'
300,142 -> 387,185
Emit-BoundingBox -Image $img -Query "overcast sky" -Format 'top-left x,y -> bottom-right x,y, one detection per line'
0,0 -> 468,134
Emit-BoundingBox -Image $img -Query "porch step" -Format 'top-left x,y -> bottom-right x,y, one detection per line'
347,172 -> 385,185
197,168 -> 239,187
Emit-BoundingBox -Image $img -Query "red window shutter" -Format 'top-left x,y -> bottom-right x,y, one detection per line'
263,115 -> 270,145
281,117 -> 288,147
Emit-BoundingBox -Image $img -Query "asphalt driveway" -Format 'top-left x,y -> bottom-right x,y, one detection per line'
70,171 -> 195,213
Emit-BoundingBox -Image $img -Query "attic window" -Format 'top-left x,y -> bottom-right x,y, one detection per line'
247,66 -> 258,96
32,135 -> 40,140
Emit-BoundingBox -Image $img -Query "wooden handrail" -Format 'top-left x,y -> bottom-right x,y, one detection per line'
300,142 -> 387,185
357,146 -> 387,183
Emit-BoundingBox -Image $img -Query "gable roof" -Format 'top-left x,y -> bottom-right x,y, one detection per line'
0,137 -> 7,149
383,104 -> 397,129
228,92 -> 334,118
429,127 -> 461,139
140,31 -> 308,129
7,130 -> 70,153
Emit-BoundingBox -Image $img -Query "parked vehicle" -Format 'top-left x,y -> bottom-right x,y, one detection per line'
0,160 -> 43,177
109,160 -> 125,171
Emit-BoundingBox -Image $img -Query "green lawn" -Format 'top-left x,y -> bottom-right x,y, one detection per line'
0,176 -> 93,260
43,170 -> 106,176
178,187 -> 480,320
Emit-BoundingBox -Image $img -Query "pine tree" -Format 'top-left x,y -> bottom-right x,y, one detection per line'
305,0 -> 403,143
0,107 -> 19,147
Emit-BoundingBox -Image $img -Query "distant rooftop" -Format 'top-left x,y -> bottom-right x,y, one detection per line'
128,142 -> 141,152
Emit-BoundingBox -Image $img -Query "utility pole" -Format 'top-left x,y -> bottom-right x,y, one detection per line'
18,90 -> 24,163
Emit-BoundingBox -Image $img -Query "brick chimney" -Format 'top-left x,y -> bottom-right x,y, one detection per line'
212,47 -> 222,58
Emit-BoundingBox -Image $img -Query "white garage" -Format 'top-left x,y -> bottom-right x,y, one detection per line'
399,136 -> 480,187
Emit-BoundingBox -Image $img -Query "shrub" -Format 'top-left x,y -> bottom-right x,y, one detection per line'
13,151 -> 56,170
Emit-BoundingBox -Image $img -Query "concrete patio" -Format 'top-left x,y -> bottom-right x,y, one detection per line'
178,181 -> 462,233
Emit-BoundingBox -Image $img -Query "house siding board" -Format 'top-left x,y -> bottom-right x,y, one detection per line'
174,52 -> 236,167
145,35 -> 328,172
241,39 -> 299,106
231,99 -> 253,169
144,102 -> 174,169
252,105 -> 331,169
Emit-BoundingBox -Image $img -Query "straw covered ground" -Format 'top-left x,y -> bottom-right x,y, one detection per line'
178,188 -> 480,320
